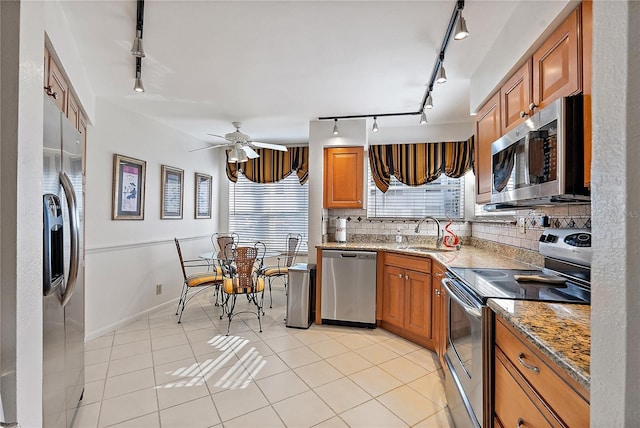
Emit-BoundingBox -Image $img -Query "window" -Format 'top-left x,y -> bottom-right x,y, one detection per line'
229,173 -> 308,252
367,169 -> 466,219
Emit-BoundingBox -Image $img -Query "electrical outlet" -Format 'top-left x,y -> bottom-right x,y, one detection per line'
156,283 -> 162,295
518,218 -> 527,234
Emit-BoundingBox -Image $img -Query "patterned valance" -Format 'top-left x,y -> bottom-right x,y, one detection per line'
369,137 -> 474,193
226,146 -> 309,185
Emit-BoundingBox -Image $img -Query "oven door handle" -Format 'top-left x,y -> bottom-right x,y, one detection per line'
442,278 -> 482,319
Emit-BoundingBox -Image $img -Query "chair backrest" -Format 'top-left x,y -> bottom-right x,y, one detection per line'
253,241 -> 267,272
212,232 -> 238,259
284,234 -> 302,267
232,246 -> 258,291
174,238 -> 188,281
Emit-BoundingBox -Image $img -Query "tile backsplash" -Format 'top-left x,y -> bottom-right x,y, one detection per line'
323,204 -> 591,254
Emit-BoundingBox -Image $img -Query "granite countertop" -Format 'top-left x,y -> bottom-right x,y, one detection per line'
317,241 -> 590,391
488,298 -> 590,392
316,242 -> 536,270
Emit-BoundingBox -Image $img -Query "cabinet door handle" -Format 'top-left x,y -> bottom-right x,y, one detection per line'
529,102 -> 538,111
517,353 -> 540,373
435,272 -> 444,278
357,200 -> 362,204
398,273 -> 403,278
519,111 -> 528,118
435,289 -> 441,296
517,417 -> 524,428
405,275 -> 409,280
44,85 -> 58,99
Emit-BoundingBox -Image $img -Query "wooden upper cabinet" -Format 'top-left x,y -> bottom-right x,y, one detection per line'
475,92 -> 501,204
501,60 -> 532,134
323,147 -> 364,209
45,54 -> 69,114
532,6 -> 582,110
67,95 -> 80,129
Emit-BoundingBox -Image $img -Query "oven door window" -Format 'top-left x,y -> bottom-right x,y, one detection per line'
492,138 -> 526,194
448,296 -> 475,378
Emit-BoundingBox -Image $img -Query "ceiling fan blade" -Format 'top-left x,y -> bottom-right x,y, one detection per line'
250,141 -> 288,151
207,133 -> 229,140
241,146 -> 260,159
189,143 -> 229,153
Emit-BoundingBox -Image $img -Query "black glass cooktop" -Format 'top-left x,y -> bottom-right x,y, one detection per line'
448,267 -> 590,304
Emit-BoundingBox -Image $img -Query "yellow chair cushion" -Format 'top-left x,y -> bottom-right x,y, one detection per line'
186,272 -> 223,287
263,267 -> 288,277
223,277 -> 265,294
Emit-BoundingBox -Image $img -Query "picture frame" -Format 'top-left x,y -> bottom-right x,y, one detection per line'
195,172 -> 212,219
161,165 -> 184,219
112,154 -> 146,220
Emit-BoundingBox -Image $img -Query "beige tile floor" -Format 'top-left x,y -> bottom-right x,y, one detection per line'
73,287 -> 454,428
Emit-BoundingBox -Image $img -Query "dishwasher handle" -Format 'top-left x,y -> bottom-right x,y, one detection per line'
322,250 -> 377,260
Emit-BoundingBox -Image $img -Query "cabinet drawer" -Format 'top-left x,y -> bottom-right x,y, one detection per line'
495,318 -> 589,427
495,349 -> 554,428
384,253 -> 431,273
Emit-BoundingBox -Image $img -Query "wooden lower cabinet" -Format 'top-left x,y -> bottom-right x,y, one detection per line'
379,253 -> 434,349
493,316 -> 590,428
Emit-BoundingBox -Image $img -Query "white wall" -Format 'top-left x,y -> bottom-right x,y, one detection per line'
591,1 -> 639,425
84,98 -> 224,339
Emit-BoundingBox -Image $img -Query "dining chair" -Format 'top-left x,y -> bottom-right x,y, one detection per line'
220,244 -> 265,335
211,232 -> 239,259
174,238 -> 224,323
261,233 -> 302,308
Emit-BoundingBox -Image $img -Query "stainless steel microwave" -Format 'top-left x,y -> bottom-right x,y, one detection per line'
489,95 -> 590,208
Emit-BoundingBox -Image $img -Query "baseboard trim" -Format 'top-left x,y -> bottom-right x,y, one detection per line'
84,298 -> 179,341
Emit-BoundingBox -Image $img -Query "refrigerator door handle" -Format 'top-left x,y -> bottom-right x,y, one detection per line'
60,171 -> 79,308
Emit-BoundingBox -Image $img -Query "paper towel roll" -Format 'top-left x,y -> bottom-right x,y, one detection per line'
335,218 -> 347,242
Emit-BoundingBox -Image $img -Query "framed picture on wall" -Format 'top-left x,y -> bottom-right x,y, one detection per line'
195,172 -> 212,219
112,154 -> 146,220
161,165 -> 184,219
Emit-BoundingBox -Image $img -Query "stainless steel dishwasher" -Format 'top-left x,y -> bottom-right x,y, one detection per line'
321,250 -> 377,328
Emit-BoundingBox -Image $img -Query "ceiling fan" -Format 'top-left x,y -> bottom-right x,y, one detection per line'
190,122 -> 287,162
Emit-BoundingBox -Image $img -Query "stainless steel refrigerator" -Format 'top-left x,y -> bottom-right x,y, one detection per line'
43,96 -> 84,427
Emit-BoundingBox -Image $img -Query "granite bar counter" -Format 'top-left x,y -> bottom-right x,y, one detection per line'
488,298 -> 590,391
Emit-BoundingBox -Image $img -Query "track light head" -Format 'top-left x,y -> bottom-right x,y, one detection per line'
131,30 -> 145,57
372,117 -> 379,133
425,93 -> 433,109
420,111 -> 427,125
436,64 -> 447,84
454,15 -> 469,40
133,70 -> 145,93
332,119 -> 339,135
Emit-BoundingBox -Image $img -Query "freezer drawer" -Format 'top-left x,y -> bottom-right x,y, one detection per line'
321,250 -> 377,328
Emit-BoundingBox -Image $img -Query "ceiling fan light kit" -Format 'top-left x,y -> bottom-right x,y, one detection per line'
318,0 -> 469,132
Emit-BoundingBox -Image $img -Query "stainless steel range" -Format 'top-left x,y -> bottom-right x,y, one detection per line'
441,229 -> 591,428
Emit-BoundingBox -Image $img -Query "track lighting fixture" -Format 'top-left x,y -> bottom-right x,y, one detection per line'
437,54 -> 447,83
425,93 -> 433,109
454,14 -> 469,40
131,30 -> 145,57
318,0 -> 467,131
131,0 -> 146,92
133,58 -> 144,92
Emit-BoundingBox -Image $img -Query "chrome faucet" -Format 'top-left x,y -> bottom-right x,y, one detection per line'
414,216 -> 443,248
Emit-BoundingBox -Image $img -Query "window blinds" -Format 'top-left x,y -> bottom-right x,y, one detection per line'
228,173 -> 309,252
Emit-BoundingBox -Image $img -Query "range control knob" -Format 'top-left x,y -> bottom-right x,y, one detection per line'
564,233 -> 592,247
